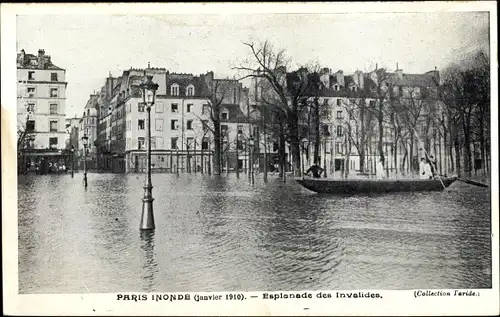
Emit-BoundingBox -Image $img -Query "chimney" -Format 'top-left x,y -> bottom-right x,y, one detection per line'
38,49 -> 45,69
396,62 -> 399,70
375,63 -> 378,70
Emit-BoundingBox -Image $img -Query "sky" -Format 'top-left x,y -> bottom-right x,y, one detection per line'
16,10 -> 490,118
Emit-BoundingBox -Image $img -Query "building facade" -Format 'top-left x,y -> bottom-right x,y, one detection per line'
87,67 -> 253,173
17,49 -> 68,172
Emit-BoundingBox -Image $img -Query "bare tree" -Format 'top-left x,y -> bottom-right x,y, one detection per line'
233,39 -> 312,176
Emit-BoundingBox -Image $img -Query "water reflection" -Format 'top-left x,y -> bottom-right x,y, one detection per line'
140,230 -> 158,292
17,173 -> 492,293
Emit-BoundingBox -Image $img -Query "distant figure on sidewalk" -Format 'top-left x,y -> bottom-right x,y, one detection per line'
305,161 -> 324,178
376,158 -> 385,179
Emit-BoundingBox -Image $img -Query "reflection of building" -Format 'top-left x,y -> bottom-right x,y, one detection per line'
87,67 -> 252,173
17,49 -> 68,172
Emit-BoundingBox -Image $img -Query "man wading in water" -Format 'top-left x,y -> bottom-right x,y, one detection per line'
305,161 -> 324,178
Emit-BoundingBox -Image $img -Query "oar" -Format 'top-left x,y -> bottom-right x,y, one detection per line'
457,177 -> 489,188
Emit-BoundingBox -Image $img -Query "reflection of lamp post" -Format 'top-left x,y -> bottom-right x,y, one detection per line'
70,145 -> 75,178
82,135 -> 88,187
249,136 -> 255,185
139,73 -> 159,231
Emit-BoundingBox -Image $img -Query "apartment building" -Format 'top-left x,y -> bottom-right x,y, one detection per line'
17,49 -> 68,149
17,49 -> 68,170
78,94 -> 99,169
247,65 -> 441,176
87,67 -> 252,173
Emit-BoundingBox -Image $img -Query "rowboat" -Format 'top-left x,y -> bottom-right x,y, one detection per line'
295,176 -> 458,194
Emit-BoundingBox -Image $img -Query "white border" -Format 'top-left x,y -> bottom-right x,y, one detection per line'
2,2 -> 498,316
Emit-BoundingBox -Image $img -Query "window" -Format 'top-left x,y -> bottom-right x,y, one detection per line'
221,112 -> 228,120
186,85 -> 194,96
322,124 -> 330,135
336,110 -> 343,119
50,88 -> 58,98
186,104 -> 193,113
138,119 -> 145,130
323,99 -> 328,107
126,120 -> 131,130
138,137 -> 145,150
138,103 -> 145,112
186,120 -> 193,130
26,120 -> 35,132
156,102 -> 164,113
28,71 -> 35,80
49,137 -> 58,149
237,125 -> 243,134
27,102 -> 35,113
50,120 -> 58,132
171,103 -> 179,113
336,99 -> 342,106
336,125 -> 343,137
273,142 -> 279,152
27,87 -> 36,97
171,119 -> 178,130
221,125 -> 228,133
171,137 -> 178,150
151,137 -> 156,149
155,119 -> 164,131
202,138 -> 208,150
186,137 -> 194,150
335,142 -> 343,154
202,120 -> 209,132
171,84 -> 179,96
47,103 -> 57,114
202,104 -> 210,115
333,85 -> 339,91
51,73 -> 58,81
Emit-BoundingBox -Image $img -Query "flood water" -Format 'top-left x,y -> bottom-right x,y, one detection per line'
17,173 -> 492,293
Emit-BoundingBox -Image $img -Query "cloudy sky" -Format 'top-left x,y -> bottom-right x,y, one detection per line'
16,7 -> 490,118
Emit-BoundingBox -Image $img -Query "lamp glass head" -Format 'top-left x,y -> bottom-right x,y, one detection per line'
145,89 -> 154,104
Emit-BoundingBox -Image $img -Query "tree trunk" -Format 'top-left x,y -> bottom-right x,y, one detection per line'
313,99 -> 320,164
378,103 -> 384,165
288,105 -> 301,176
359,105 -> 366,172
213,120 -> 222,175
278,118 -> 286,179
409,136 -> 414,176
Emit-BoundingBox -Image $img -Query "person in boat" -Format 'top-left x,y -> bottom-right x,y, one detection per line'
419,157 -> 433,179
376,158 -> 385,179
305,161 -> 324,178
429,155 -> 437,176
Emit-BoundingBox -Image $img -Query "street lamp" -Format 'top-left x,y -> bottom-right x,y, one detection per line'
139,73 -> 159,231
70,145 -> 75,178
82,134 -> 88,188
249,136 -> 255,185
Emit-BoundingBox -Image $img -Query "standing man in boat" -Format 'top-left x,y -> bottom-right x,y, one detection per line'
376,158 -> 385,179
305,161 -> 324,178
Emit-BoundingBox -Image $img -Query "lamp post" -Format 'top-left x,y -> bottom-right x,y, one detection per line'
82,135 -> 88,187
139,74 -> 159,231
71,145 -> 75,178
